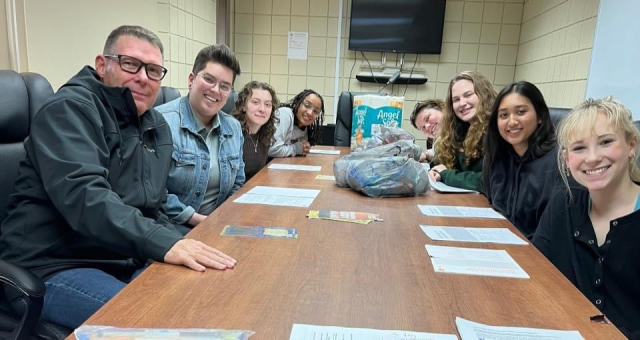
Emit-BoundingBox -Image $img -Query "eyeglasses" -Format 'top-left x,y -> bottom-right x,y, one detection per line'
302,100 -> 322,116
198,72 -> 233,93
104,54 -> 168,81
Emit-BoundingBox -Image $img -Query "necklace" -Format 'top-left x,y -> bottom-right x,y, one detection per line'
248,133 -> 259,153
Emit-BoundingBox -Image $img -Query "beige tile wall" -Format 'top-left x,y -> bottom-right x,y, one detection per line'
158,0 -> 217,95
231,0 -> 523,147
21,0 -> 158,90
0,0 -> 11,70
232,0 -> 348,125
514,0 -> 599,108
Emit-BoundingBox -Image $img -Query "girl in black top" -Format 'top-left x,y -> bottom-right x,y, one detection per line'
533,97 -> 640,338
483,81 -> 558,238
232,81 -> 280,180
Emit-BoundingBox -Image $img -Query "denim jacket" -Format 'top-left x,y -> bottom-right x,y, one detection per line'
157,96 -> 245,225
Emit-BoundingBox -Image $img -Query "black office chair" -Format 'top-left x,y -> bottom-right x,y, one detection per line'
220,91 -> 237,114
549,107 -> 571,128
0,70 -> 70,340
153,86 -> 182,107
334,91 -> 386,146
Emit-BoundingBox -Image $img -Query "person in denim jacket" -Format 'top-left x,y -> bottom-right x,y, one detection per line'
156,44 -> 244,228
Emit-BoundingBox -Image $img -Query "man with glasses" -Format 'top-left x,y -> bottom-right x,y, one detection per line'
156,44 -> 244,228
0,25 -> 236,329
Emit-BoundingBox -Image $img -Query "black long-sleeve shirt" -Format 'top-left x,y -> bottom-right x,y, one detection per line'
533,186 -> 640,338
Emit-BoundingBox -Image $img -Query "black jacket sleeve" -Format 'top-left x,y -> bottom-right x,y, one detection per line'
28,97 -> 182,262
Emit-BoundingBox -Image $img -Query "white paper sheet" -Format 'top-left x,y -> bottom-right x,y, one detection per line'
289,324 -> 458,340
418,205 -> 506,219
456,317 -> 584,340
429,176 -> 478,194
315,174 -> 336,181
425,245 -> 529,279
420,225 -> 528,245
309,149 -> 341,155
268,164 -> 321,171
233,186 -> 320,208
288,32 -> 308,60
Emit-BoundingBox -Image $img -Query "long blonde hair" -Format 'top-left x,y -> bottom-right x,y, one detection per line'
435,71 -> 496,169
557,96 -> 640,193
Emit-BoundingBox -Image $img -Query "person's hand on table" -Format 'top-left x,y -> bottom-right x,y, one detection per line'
164,239 -> 236,271
419,151 -> 430,163
301,141 -> 311,156
429,164 -> 447,182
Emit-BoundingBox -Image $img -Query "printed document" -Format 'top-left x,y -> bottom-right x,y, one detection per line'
269,164 -> 321,171
420,225 -> 528,245
309,149 -> 341,155
418,205 -> 505,219
456,317 -> 584,340
425,245 -> 529,279
234,186 -> 320,207
289,324 -> 457,340
429,176 -> 478,194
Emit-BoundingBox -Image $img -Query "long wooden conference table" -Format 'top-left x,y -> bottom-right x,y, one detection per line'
77,147 -> 625,339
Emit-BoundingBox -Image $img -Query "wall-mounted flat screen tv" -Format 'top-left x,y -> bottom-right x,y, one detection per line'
348,0 -> 446,54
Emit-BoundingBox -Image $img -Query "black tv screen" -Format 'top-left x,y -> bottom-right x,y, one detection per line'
348,0 -> 446,54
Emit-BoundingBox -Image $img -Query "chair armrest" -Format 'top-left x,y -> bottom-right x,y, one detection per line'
0,259 -> 45,297
0,259 -> 45,340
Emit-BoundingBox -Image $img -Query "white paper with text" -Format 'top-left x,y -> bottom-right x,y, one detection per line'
234,186 -> 320,208
425,245 -> 529,279
309,149 -> 341,155
420,226 -> 528,245
456,317 -> 584,340
268,164 -> 321,171
418,205 -> 505,219
289,324 -> 458,340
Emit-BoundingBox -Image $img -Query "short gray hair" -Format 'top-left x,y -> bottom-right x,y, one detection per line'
103,25 -> 164,56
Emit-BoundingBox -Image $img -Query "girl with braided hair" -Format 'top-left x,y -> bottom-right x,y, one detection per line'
268,89 -> 325,157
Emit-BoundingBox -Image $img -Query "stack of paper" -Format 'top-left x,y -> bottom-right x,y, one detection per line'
425,245 -> 529,279
420,225 -> 527,245
455,317 -> 584,340
429,176 -> 478,194
268,164 -> 321,171
309,149 -> 341,155
290,324 -> 457,340
418,205 -> 505,219
234,186 -> 320,208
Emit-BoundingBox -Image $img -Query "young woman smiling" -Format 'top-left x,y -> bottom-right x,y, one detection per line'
429,71 -> 496,191
268,89 -> 325,157
157,44 -> 244,228
483,81 -> 557,239
232,81 -> 279,180
533,97 -> 640,338
410,99 -> 444,163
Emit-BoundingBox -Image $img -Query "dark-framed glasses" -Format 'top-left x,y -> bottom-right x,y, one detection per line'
302,100 -> 322,116
198,72 -> 233,93
104,54 -> 167,81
